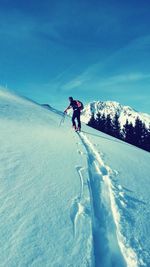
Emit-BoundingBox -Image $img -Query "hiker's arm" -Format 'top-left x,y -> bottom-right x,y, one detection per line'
64,105 -> 71,113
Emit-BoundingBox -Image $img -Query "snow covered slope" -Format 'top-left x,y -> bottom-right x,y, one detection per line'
81,101 -> 150,128
0,89 -> 150,267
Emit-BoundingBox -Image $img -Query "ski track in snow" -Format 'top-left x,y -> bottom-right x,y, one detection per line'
75,131 -> 140,267
70,163 -> 95,266
70,166 -> 85,237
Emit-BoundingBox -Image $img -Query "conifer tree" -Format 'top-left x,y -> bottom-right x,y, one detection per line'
105,114 -> 113,135
88,113 -> 96,129
96,112 -> 101,130
112,113 -> 121,139
123,120 -> 134,144
133,117 -> 145,147
146,126 -> 150,152
100,114 -> 106,132
142,124 -> 150,152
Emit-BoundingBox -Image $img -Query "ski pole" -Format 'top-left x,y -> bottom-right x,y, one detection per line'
59,113 -> 66,127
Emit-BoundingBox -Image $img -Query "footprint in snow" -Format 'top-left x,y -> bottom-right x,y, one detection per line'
118,184 -> 123,190
77,150 -> 84,155
70,195 -> 91,234
70,198 -> 82,236
100,166 -> 108,176
94,143 -> 98,147
119,191 -> 125,198
113,169 -> 119,176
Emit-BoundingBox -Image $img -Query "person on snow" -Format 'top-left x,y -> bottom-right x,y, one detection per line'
64,97 -> 84,131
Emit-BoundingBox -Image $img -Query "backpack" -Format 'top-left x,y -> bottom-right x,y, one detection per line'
76,100 -> 84,110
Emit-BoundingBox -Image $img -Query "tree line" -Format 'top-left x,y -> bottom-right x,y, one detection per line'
88,112 -> 150,152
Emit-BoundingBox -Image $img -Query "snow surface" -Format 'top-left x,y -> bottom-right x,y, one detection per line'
0,89 -> 150,267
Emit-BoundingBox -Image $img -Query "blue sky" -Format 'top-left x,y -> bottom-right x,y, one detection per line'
0,0 -> 150,113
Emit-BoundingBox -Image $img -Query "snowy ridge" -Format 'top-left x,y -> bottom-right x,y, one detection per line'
81,101 -> 150,128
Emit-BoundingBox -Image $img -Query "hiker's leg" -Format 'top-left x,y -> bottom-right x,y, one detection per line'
77,111 -> 81,129
72,111 -> 76,129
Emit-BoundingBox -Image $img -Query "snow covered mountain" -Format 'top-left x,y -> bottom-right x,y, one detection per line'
0,89 -> 150,267
81,101 -> 150,128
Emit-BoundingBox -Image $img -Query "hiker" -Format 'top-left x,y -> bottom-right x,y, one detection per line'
64,97 -> 84,131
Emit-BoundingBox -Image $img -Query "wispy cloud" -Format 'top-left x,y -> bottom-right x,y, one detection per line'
61,71 -> 150,95
98,72 -> 150,87
0,12 -> 36,41
60,34 -> 150,93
